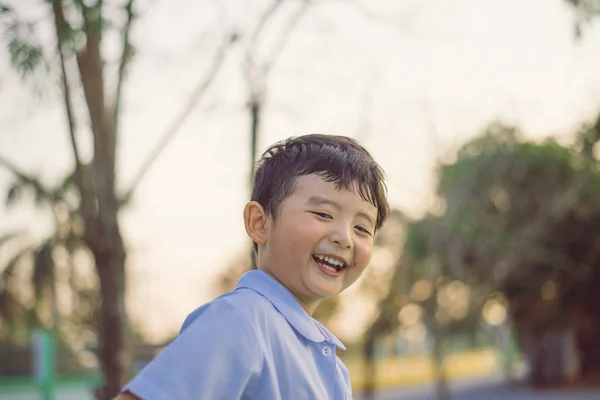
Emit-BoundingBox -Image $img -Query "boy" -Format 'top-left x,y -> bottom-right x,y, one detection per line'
116,134 -> 389,399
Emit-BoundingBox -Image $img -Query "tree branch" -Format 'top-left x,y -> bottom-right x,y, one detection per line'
0,156 -> 48,199
243,0 -> 287,88
252,0 -> 287,44
76,0 -> 113,205
111,0 -> 135,137
0,155 -> 60,226
244,0 -> 311,190
261,1 -> 310,78
52,0 -> 92,217
121,31 -> 237,202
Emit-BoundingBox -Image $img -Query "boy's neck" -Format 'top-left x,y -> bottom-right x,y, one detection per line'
260,269 -> 321,316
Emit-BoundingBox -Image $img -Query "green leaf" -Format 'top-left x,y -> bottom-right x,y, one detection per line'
8,38 -> 46,79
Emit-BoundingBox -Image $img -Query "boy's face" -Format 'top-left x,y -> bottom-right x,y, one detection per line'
256,174 -> 378,314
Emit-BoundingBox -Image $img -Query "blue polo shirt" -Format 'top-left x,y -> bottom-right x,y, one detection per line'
123,270 -> 353,399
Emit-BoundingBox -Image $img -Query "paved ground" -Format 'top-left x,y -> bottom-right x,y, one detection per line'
374,375 -> 600,400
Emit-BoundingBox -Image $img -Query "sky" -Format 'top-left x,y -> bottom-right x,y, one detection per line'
1,0 -> 600,342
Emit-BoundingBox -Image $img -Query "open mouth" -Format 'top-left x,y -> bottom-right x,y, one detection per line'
312,254 -> 347,274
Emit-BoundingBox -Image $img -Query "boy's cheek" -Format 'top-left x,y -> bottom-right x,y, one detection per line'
356,244 -> 374,267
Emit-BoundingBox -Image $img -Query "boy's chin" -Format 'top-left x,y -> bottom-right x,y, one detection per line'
308,281 -> 346,299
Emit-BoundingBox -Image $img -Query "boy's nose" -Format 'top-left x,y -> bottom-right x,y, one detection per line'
330,227 -> 352,249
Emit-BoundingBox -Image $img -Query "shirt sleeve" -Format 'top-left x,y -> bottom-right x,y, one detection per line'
122,297 -> 263,400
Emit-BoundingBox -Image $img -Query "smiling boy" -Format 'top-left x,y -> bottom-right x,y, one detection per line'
116,134 -> 389,400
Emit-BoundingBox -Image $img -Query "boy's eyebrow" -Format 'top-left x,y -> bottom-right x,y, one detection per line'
306,195 -> 375,227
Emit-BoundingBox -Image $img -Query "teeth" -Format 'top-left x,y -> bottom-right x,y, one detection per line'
314,254 -> 345,268
321,263 -> 337,272
326,257 -> 344,267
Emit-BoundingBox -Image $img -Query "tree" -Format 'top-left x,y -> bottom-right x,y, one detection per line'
0,162 -> 76,335
438,127 -> 600,385
0,231 -> 38,344
0,0 -> 343,395
367,215 -> 487,400
0,164 -> 102,338
432,123 -> 600,385
239,0 -> 315,269
0,167 -> 106,378
368,122 -> 600,398
242,0 -> 311,186
0,1 -> 235,397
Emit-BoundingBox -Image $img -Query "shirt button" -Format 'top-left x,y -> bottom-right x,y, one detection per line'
322,346 -> 332,357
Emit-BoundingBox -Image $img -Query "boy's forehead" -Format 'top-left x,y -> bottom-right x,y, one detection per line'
294,174 -> 358,192
293,174 -> 342,193
293,175 -> 377,210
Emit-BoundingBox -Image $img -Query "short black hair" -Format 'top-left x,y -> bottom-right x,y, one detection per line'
251,134 -> 389,242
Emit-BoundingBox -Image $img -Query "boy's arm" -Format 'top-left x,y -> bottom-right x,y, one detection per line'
120,298 -> 262,400
113,391 -> 140,400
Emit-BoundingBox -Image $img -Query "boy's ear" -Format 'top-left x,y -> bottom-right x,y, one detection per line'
243,201 -> 269,245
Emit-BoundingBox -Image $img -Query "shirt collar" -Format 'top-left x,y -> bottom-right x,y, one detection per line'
235,270 -> 346,350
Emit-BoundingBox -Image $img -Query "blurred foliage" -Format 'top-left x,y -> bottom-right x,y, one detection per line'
0,0 -> 317,395
435,122 -> 600,330
0,5 -> 47,79
0,170 -> 98,368
368,120 -> 600,387
0,163 -> 152,375
564,0 -> 600,37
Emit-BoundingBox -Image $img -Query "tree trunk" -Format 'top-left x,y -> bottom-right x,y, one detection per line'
362,331 -> 376,400
249,98 -> 261,270
576,272 -> 600,381
87,215 -> 132,400
524,327 -> 580,387
523,329 -> 548,387
432,329 -> 451,400
73,6 -> 131,396
249,99 -> 261,187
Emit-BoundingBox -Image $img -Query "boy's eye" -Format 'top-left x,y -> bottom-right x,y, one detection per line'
355,225 -> 372,236
312,212 -> 333,219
